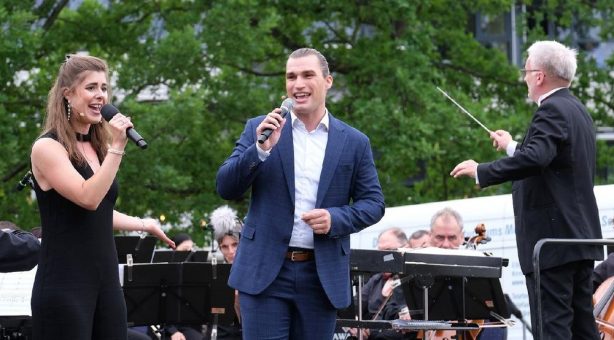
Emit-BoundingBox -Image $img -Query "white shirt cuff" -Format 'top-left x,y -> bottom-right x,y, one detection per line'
475,168 -> 480,185
506,141 -> 518,157
256,143 -> 271,161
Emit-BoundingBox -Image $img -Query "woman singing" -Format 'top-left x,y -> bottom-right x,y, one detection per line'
30,54 -> 175,340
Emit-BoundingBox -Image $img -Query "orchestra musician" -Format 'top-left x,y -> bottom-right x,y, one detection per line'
349,227 -> 414,340
593,252 -> 614,292
425,208 -> 507,340
29,54 -> 175,340
0,221 -> 40,273
163,233 -> 203,340
407,229 -> 430,249
209,204 -> 243,339
216,47 -> 385,339
592,252 -> 614,339
451,40 -> 602,339
428,208 -> 464,249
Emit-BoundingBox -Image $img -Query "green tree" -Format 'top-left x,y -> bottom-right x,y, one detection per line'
1,0 -> 613,243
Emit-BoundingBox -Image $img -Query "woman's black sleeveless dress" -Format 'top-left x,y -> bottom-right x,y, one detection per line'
31,134 -> 127,340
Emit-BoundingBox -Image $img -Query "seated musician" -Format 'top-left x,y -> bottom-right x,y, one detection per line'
407,229 -> 430,249
210,205 -> 242,340
427,207 -> 507,340
163,233 -> 203,340
0,220 -> 40,273
350,227 -> 415,340
593,251 -> 614,292
428,208 -> 464,249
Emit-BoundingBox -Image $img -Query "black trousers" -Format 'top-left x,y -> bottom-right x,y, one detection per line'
525,260 -> 599,340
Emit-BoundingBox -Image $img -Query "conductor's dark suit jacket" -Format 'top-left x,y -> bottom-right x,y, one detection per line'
477,88 -> 603,274
216,112 -> 385,309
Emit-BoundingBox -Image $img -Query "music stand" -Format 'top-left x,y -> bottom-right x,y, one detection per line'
115,236 -> 157,264
122,263 -> 236,329
402,276 -> 510,321
152,250 -> 209,263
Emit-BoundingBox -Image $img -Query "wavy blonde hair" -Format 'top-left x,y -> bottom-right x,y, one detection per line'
41,54 -> 112,165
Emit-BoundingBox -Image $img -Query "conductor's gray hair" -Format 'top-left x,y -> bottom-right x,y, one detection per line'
527,40 -> 577,84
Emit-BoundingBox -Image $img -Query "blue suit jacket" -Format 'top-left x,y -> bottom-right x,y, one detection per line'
216,112 -> 385,309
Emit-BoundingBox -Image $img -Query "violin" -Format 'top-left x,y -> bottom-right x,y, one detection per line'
593,276 -> 614,340
464,223 -> 490,250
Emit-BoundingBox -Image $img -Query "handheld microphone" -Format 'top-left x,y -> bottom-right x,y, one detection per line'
257,98 -> 294,144
15,170 -> 33,192
100,104 -> 148,149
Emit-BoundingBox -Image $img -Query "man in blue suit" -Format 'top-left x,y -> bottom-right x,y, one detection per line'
451,41 -> 602,339
216,47 -> 385,339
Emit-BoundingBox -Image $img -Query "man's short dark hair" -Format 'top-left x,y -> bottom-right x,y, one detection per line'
288,48 -> 330,77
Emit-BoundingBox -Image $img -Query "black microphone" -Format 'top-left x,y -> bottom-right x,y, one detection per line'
101,104 -> 148,149
257,98 -> 294,144
15,170 -> 33,192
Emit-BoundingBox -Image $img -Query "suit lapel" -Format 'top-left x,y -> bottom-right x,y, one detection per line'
277,120 -> 295,204
316,114 -> 346,208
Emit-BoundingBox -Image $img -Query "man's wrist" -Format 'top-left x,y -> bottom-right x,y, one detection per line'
256,143 -> 271,161
506,141 -> 518,157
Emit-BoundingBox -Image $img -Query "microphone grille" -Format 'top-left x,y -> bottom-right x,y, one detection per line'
101,104 -> 119,121
280,98 -> 294,115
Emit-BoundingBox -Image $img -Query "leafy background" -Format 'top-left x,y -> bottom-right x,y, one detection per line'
1,0 -> 613,247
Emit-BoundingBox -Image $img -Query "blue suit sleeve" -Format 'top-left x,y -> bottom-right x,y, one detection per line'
216,118 -> 263,200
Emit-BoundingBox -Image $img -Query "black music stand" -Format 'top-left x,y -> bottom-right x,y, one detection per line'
123,263 -> 209,326
152,250 -> 209,263
122,262 -> 236,337
402,276 -> 510,321
115,236 -> 157,264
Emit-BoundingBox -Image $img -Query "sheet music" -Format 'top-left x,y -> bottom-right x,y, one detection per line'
0,266 -> 37,316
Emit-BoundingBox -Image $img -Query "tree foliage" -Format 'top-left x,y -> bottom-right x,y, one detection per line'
1,0 -> 613,244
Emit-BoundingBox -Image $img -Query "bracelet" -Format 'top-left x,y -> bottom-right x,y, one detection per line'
108,148 -> 125,156
137,218 -> 146,238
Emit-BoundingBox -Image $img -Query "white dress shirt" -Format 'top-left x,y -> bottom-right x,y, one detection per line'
256,110 -> 330,249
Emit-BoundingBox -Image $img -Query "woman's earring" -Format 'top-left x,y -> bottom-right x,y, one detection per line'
66,101 -> 71,121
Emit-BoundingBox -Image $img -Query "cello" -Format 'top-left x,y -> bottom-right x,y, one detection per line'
593,276 -> 614,339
